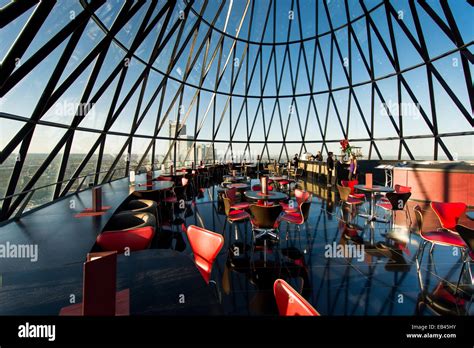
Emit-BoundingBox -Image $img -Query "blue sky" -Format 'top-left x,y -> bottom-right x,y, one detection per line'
0,0 -> 472,160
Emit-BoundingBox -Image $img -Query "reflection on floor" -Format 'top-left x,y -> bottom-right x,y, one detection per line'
157,178 -> 473,316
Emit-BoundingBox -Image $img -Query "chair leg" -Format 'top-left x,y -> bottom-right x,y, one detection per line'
415,241 -> 428,292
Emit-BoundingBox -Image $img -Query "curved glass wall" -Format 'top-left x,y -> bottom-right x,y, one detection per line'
0,0 -> 473,219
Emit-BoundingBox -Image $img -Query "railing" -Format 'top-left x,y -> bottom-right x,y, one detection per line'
0,168 -> 126,221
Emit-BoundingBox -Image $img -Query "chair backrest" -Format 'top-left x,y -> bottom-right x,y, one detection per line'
336,184 -> 351,202
249,204 -> 282,229
294,189 -> 311,205
456,224 -> 474,252
186,225 -> 224,284
430,202 -> 467,230
225,187 -> 239,202
223,197 -> 232,216
300,195 -> 312,222
273,279 -> 319,316
413,205 -> 424,233
341,180 -> 358,194
395,184 -> 411,193
385,192 -> 411,211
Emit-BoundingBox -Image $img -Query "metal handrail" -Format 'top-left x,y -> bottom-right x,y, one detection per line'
0,168 -> 126,201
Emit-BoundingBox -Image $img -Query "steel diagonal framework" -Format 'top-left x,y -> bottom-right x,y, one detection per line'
0,0 -> 473,221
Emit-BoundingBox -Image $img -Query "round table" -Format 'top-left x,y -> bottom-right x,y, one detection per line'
466,211 -> 474,221
135,180 -> 174,191
223,175 -> 245,183
0,249 -> 221,315
354,184 -> 394,222
227,183 -> 250,190
244,190 -> 288,203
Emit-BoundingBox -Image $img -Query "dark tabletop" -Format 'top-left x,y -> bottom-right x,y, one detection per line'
244,190 -> 288,202
0,249 -> 222,315
354,184 -> 394,193
134,180 -> 174,191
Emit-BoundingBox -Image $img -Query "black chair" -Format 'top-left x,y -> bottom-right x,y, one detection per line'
123,199 -> 159,223
249,204 -> 282,240
376,191 -> 412,227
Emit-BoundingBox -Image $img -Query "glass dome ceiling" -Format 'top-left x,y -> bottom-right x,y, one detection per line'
0,0 -> 473,220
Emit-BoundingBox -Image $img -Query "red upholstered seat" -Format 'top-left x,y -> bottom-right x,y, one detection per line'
430,202 -> 467,231
350,193 -> 365,199
96,226 -> 155,252
279,180 -> 290,185
281,212 -> 304,224
186,225 -> 224,284
420,230 -> 466,248
280,202 -> 298,213
228,209 -> 250,222
231,202 -> 250,210
273,279 -> 319,316
346,197 -> 363,205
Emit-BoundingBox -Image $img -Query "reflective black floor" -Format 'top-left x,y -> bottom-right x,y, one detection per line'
157,178 -> 474,316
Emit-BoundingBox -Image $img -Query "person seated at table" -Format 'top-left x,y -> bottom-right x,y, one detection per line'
315,151 -> 323,162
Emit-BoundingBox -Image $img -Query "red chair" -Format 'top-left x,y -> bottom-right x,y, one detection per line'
225,187 -> 250,210
430,202 -> 467,232
223,197 -> 250,241
280,189 -> 310,213
96,227 -> 155,252
414,205 -> 468,296
273,279 -> 320,316
280,193 -> 312,233
186,225 -> 224,284
341,180 -> 365,200
337,184 -> 363,223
